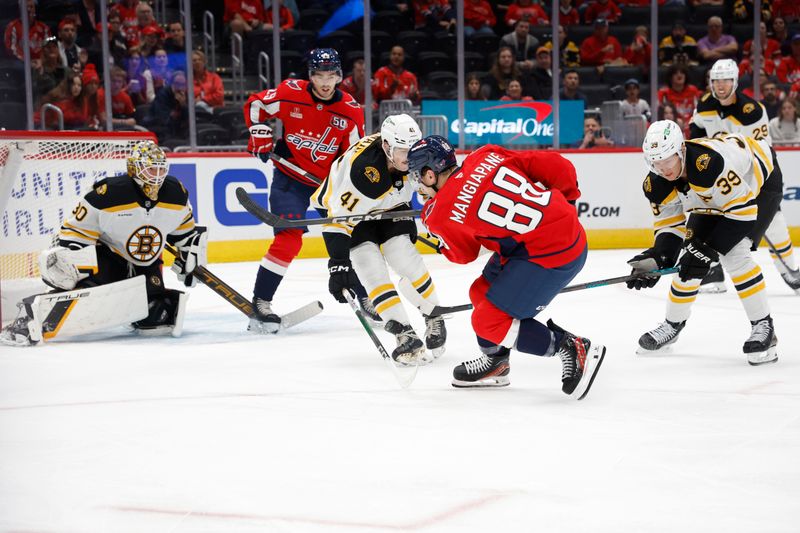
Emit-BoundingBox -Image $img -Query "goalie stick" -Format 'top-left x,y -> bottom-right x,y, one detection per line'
342,290 -> 417,389
236,187 -> 420,228
164,244 -> 323,329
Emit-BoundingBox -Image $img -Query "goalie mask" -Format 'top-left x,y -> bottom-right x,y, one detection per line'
127,140 -> 168,200
380,114 -> 422,172
642,120 -> 686,179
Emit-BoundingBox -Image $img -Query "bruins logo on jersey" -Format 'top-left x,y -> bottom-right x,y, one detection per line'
696,153 -> 710,171
644,175 -> 652,193
743,103 -> 755,114
686,228 -> 694,240
150,275 -> 162,287
127,225 -> 163,262
364,166 -> 380,184
95,183 -> 107,195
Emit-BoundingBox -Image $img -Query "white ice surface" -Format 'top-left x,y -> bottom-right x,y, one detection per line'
0,250 -> 798,533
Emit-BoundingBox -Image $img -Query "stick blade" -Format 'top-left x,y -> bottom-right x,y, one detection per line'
235,187 -> 286,228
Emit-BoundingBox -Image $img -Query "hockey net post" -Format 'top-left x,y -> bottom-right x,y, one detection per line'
0,130 -> 157,325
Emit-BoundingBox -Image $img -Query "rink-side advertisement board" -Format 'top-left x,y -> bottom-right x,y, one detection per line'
420,100 -> 585,146
3,150 -> 799,264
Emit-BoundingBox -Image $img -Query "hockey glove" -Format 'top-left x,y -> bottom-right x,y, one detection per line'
678,239 -> 719,282
171,227 -> 208,287
247,124 -> 273,163
626,247 -> 674,290
328,258 -> 359,303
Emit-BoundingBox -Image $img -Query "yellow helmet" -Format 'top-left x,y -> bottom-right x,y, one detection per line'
127,140 -> 168,200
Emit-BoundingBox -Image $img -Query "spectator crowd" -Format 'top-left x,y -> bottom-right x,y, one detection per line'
3,0 -> 800,146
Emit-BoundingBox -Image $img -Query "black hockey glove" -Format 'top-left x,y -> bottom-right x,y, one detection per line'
678,239 -> 719,282
626,247 -> 673,290
328,258 -> 359,303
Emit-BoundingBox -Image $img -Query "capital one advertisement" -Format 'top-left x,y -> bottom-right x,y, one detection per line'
420,100 -> 585,146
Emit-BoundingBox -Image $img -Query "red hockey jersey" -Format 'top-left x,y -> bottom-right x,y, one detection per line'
421,146 -> 586,268
244,79 -> 365,186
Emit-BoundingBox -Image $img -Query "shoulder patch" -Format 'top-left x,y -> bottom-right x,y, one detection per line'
742,103 -> 754,114
364,166 -> 380,183
643,172 -> 676,205
695,153 -> 710,172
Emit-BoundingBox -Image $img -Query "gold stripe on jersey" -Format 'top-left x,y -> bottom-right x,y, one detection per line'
104,202 -> 139,212
768,238 -> 793,259
63,220 -> 100,237
348,134 -> 380,165
722,191 -> 755,211
697,110 -> 717,117
59,230 -> 97,244
654,214 -> 686,230
725,206 -> 758,221
315,175 -> 335,212
175,219 -> 196,232
157,202 -> 185,211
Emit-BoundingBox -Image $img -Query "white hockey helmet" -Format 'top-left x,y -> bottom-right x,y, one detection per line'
127,140 -> 168,200
381,113 -> 422,166
709,59 -> 738,99
642,120 -> 685,174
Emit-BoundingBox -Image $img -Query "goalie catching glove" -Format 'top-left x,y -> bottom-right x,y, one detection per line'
247,124 -> 273,163
677,238 -> 718,282
328,258 -> 360,303
39,245 -> 98,290
171,226 -> 208,287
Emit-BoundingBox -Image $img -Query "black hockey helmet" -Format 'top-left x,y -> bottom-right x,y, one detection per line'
407,135 -> 457,178
307,48 -> 342,79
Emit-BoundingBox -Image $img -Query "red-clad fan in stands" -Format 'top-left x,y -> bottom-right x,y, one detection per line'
111,0 -> 139,47
624,26 -> 652,72
4,0 -> 51,61
777,34 -> 800,85
463,0 -> 496,37
743,22 -> 782,62
225,0 -> 265,35
772,0 -> 800,22
557,0 -> 580,26
192,50 -> 224,109
583,0 -> 621,24
504,0 -> 549,28
580,19 -> 623,66
373,45 -> 421,105
341,57 -> 368,106
263,0 -> 295,31
97,67 -> 137,128
657,63 -> 702,135
412,0 -> 455,32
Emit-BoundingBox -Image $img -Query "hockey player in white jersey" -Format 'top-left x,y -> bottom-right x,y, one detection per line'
311,114 -> 446,365
689,58 -> 800,294
0,140 -> 207,346
626,121 -> 778,365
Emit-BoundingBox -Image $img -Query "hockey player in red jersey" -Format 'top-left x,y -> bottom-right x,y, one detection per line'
243,48 -> 365,333
407,136 -> 606,399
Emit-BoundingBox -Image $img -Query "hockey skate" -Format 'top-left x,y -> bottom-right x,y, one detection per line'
548,320 -> 606,400
743,316 -> 778,366
637,319 -> 685,354
422,314 -> 447,362
358,296 -> 383,327
452,348 -> 510,388
248,297 -> 281,334
698,263 -> 726,293
0,316 -> 36,347
780,269 -> 800,295
384,319 -> 425,366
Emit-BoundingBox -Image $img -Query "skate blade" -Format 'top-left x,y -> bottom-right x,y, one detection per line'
636,343 -> 674,355
247,318 -> 280,335
452,375 -> 510,388
747,346 -> 778,366
698,282 -> 727,294
420,345 -> 445,365
574,344 -> 606,400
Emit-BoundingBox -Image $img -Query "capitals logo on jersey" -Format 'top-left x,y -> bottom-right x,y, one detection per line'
285,126 -> 340,163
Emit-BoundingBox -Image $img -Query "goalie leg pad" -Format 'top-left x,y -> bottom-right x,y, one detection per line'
39,246 -> 98,290
29,276 -> 149,342
133,289 -> 188,337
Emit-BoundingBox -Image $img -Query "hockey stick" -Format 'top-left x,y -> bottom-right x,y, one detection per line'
560,267 -> 679,293
165,244 -> 324,328
342,290 -> 417,388
269,153 -> 322,185
165,244 -> 255,317
236,187 -> 420,228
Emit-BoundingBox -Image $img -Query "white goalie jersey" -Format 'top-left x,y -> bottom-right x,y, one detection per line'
311,134 -> 414,236
58,174 -> 196,266
644,133 -> 774,242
